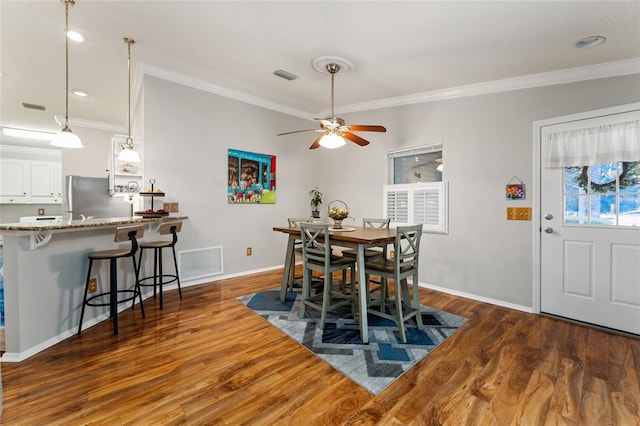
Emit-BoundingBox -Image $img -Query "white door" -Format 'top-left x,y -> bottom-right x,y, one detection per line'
540,107 -> 640,335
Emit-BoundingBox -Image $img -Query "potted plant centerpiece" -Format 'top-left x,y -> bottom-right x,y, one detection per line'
309,187 -> 323,218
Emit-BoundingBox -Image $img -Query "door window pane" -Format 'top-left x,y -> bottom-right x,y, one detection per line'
563,161 -> 639,227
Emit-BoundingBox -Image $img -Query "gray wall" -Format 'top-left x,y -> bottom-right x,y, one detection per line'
143,73 -> 640,309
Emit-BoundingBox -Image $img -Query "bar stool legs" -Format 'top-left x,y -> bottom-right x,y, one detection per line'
137,221 -> 183,310
78,225 -> 146,336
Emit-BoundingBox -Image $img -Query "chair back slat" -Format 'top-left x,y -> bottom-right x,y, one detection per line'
300,223 -> 330,266
362,218 -> 390,229
396,224 -> 423,270
114,224 -> 145,256
159,220 -> 182,235
288,217 -> 313,228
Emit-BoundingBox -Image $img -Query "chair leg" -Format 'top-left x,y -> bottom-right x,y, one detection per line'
411,275 -> 423,330
78,259 -> 94,335
172,245 -> 182,299
319,271 -> 332,329
394,281 -> 407,343
110,258 -> 118,335
132,255 -> 145,318
299,267 -> 311,318
158,247 -> 164,310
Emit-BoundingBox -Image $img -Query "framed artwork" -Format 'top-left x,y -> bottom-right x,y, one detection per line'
228,149 -> 276,204
505,176 -> 525,200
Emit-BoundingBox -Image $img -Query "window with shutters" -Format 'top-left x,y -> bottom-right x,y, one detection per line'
383,182 -> 448,234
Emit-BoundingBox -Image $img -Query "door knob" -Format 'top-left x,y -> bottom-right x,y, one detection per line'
544,227 -> 554,234
544,213 -> 553,220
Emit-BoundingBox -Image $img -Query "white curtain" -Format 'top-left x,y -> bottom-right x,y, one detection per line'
545,120 -> 640,168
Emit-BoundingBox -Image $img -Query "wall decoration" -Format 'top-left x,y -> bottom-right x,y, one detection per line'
228,149 -> 276,204
505,176 -> 525,200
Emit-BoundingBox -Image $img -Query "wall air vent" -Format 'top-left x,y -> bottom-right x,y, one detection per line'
21,102 -> 47,111
273,69 -> 298,81
178,246 -> 223,281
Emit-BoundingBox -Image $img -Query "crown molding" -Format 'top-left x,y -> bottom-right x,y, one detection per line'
83,58 -> 640,128
138,62 -> 316,120
331,58 -> 640,115
55,115 -> 125,133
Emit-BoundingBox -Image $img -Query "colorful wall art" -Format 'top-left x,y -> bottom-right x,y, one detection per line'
228,149 -> 276,204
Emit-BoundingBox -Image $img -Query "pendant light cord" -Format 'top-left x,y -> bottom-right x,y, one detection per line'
63,0 -> 73,127
124,37 -> 135,147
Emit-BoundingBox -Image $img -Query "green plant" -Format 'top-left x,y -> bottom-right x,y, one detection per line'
309,187 -> 323,210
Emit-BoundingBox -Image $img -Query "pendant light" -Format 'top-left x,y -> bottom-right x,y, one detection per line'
118,37 -> 141,162
51,0 -> 83,148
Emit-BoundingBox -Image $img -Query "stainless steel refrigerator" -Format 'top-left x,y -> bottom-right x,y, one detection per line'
64,176 -> 131,219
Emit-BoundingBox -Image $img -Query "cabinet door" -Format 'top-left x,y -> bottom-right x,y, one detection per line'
0,158 -> 31,203
31,161 -> 61,204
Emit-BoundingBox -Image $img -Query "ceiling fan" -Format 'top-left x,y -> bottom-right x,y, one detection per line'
277,62 -> 386,150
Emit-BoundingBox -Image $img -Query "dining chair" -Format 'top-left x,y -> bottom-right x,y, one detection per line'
299,223 -> 357,329
364,223 -> 424,343
340,217 -> 390,293
341,217 -> 390,261
284,217 -> 314,293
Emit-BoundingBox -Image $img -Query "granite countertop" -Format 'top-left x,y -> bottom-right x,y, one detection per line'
0,216 -> 188,232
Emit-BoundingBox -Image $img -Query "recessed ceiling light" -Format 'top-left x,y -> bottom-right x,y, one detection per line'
67,30 -> 84,43
72,88 -> 88,97
575,36 -> 606,48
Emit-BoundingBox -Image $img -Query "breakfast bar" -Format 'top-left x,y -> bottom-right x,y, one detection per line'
0,216 -> 187,361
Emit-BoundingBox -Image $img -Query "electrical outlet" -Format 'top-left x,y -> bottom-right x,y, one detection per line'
389,250 -> 395,260
38,208 -> 45,215
170,202 -> 179,212
88,277 -> 98,294
163,203 -> 171,212
246,247 -> 252,256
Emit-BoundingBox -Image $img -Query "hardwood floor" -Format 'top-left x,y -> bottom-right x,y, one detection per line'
1,269 -> 639,425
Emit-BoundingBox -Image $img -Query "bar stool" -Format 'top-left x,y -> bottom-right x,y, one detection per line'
137,221 -> 183,309
78,225 -> 146,336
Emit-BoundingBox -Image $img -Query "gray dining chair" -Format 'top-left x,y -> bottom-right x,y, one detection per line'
299,223 -> 356,329
284,217 -> 314,293
341,217 -> 390,261
364,223 -> 424,343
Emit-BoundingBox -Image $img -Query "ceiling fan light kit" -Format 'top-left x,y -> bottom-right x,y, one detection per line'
51,0 -> 83,149
278,55 -> 386,150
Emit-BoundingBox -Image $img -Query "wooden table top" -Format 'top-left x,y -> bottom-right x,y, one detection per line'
273,225 -> 396,244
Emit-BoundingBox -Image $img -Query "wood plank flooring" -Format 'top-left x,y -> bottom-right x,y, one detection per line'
1,269 -> 639,425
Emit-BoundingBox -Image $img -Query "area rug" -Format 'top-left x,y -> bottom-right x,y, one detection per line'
237,288 -> 467,395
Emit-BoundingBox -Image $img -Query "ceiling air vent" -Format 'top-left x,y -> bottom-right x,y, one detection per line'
273,69 -> 298,81
22,102 -> 47,111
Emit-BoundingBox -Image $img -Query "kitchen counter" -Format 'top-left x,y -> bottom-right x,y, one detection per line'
0,215 -> 188,362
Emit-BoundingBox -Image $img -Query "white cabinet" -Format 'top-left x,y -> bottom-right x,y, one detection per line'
109,134 -> 143,196
31,161 -> 62,203
0,146 -> 62,204
0,158 -> 31,203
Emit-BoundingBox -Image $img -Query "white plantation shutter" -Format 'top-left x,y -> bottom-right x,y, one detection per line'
383,182 -> 448,234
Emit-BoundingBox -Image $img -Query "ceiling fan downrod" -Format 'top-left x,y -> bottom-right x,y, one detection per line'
327,63 -> 340,121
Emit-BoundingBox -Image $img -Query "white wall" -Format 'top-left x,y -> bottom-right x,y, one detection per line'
132,73 -> 640,307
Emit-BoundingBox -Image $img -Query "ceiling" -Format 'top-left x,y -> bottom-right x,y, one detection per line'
1,1 -> 639,140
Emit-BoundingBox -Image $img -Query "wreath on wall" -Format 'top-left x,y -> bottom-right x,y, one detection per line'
569,162 -> 640,193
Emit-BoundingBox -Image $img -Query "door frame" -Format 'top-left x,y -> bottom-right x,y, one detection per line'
532,102 -> 640,314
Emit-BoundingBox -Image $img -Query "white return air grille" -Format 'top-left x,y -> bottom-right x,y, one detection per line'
178,246 -> 223,281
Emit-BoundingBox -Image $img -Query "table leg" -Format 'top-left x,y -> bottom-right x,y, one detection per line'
280,235 -> 296,303
356,244 -> 369,344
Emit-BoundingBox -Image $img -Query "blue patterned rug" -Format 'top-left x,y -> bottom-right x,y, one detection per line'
237,288 -> 467,395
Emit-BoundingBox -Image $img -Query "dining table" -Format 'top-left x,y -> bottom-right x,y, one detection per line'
273,224 -> 397,344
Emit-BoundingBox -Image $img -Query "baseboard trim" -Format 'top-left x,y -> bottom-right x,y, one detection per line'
419,282 -> 534,313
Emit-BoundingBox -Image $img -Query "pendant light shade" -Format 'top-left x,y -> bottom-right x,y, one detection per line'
52,0 -> 83,149
117,37 -> 141,162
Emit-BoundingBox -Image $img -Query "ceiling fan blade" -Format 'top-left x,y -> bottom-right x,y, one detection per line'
277,129 -> 322,136
309,134 -> 324,150
346,125 -> 387,133
342,132 -> 370,147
